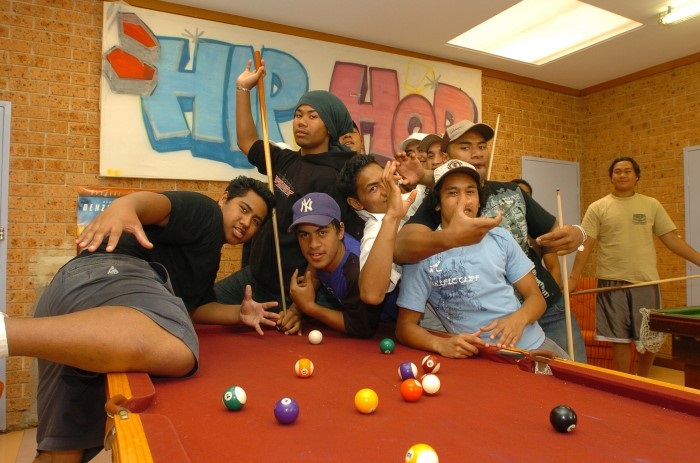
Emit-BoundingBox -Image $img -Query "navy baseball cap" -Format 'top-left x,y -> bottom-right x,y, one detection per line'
288,192 -> 341,232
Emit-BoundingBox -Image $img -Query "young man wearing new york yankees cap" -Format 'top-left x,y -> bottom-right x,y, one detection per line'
288,192 -> 388,338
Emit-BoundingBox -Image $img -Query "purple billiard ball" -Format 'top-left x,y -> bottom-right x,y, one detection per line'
398,361 -> 418,380
274,397 -> 300,424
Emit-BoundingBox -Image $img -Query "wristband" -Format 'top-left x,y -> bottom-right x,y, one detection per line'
572,225 -> 587,251
236,86 -> 250,93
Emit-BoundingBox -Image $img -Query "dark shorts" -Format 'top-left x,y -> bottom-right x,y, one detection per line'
595,279 -> 662,343
34,253 -> 199,453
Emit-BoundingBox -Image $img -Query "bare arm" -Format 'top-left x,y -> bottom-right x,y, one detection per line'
235,59 -> 265,155
190,285 -> 279,335
76,191 -> 172,252
394,214 -> 502,264
542,252 -> 562,287
395,308 -> 486,358
659,230 -> 700,267
567,236 -> 595,292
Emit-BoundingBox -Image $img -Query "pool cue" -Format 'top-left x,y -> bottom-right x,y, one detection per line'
486,113 -> 501,180
254,50 -> 287,316
556,189 -> 575,361
570,274 -> 700,296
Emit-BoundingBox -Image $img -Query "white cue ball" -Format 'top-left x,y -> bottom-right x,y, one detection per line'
308,329 -> 323,345
421,373 -> 441,395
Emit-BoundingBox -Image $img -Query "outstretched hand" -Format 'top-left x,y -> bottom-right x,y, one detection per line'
76,197 -> 152,253
536,224 -> 584,255
383,160 -> 417,219
240,285 -> 280,335
442,206 -> 503,248
394,151 -> 425,188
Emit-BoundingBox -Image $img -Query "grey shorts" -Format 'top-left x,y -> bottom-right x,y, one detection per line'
595,279 -> 661,343
34,253 -> 199,453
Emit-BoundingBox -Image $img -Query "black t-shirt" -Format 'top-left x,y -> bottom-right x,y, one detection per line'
407,181 -> 563,306
247,140 -> 363,294
89,191 -> 225,310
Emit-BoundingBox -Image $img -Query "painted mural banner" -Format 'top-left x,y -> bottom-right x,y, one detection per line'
100,3 -> 481,181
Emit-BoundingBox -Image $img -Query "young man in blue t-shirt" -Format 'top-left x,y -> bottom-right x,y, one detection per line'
396,160 -> 568,358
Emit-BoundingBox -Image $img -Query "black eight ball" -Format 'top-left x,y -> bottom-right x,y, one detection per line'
550,405 -> 577,433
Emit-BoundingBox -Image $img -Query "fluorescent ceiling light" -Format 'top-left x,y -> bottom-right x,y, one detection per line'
447,0 -> 643,66
659,1 -> 700,25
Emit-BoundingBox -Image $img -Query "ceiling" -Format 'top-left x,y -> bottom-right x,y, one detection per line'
163,0 -> 700,91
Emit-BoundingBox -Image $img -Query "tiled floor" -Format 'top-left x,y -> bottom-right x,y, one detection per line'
0,366 -> 688,462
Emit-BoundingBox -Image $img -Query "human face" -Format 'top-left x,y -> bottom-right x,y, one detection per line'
296,223 -> 345,272
293,104 -> 330,155
340,127 -> 364,153
610,160 -> 639,196
354,163 -> 387,214
403,140 -> 419,157
404,141 -> 427,168
437,173 -> 481,227
426,142 -> 445,170
445,130 -> 489,178
218,190 -> 268,245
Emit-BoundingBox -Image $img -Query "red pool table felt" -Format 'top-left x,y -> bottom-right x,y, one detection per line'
107,323 -> 700,462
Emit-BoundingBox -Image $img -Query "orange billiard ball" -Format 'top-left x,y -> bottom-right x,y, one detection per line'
294,358 -> 314,378
400,378 -> 423,402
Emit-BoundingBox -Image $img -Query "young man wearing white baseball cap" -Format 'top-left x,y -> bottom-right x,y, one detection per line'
395,159 -> 568,359
395,119 -> 588,362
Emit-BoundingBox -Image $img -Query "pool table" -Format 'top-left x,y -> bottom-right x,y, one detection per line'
649,306 -> 700,389
105,323 -> 700,462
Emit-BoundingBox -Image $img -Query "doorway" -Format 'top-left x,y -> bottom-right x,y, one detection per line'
521,156 -> 581,277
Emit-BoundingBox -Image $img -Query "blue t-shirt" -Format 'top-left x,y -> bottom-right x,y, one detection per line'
397,227 -> 545,350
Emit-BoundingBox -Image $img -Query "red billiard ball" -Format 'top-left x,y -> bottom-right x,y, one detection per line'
550,404 -> 577,433
400,378 -> 423,402
274,397 -> 300,424
421,354 -> 441,374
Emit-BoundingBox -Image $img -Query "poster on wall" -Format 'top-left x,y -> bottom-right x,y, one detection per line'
100,3 -> 482,181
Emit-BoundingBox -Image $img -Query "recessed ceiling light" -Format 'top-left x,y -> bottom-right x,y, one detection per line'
447,0 -> 643,66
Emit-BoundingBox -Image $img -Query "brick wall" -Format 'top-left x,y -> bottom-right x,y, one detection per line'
1,0 -> 699,431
